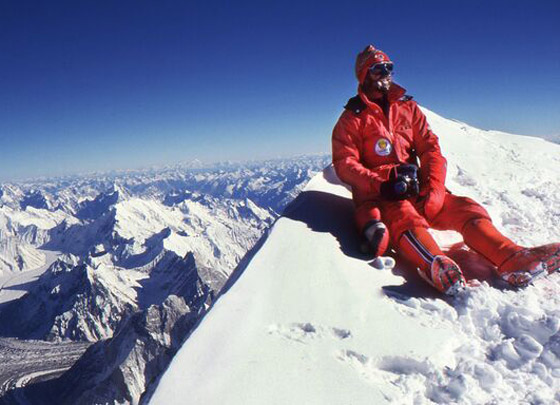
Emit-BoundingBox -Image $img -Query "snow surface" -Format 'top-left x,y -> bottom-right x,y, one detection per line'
151,110 -> 560,404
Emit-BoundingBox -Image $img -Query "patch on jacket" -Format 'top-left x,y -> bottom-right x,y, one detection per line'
399,95 -> 414,102
344,95 -> 366,114
375,138 -> 392,156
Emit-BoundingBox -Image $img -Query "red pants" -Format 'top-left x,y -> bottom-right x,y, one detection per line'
355,193 -> 523,286
355,193 -> 491,245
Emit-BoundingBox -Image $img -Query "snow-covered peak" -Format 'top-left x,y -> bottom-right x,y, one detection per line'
75,185 -> 126,221
20,190 -> 53,211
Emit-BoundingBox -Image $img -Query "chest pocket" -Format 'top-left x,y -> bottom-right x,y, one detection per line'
395,122 -> 414,149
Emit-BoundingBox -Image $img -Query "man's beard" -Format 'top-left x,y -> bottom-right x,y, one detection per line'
363,75 -> 392,99
376,76 -> 392,92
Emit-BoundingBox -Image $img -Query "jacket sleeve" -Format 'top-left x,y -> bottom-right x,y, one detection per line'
411,102 -> 447,193
332,111 -> 393,196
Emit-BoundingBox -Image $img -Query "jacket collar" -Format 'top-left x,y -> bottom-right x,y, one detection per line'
357,82 -> 407,109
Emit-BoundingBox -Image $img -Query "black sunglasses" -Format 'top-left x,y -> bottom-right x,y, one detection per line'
369,63 -> 394,76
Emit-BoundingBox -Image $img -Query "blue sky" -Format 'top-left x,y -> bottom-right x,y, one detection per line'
1,0 -> 559,181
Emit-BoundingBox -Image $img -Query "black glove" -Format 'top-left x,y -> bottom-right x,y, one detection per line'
380,164 -> 420,201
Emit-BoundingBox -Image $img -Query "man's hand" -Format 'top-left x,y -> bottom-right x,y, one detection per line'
380,164 -> 420,201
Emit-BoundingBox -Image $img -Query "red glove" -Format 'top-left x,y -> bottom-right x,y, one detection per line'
418,184 -> 445,221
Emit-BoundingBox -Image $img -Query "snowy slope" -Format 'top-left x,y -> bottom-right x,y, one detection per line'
151,110 -> 560,404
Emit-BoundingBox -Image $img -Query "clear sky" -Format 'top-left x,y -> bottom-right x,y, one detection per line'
1,0 -> 559,181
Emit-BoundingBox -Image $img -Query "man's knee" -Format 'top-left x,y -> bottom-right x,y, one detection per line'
354,203 -> 390,256
379,200 -> 429,245
355,203 -> 382,233
432,195 -> 491,232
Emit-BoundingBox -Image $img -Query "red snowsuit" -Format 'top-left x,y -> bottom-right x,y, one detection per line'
331,44 -> 558,290
332,84 -> 491,246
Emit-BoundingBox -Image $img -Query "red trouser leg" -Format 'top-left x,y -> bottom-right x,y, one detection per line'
379,194 -> 491,274
354,201 -> 382,233
377,199 -> 437,276
354,201 -> 389,256
398,227 -> 443,274
426,194 -> 523,268
356,193 -> 513,272
428,194 -> 492,233
397,227 -> 466,293
377,199 -> 429,245
408,193 -> 522,271
357,192 -> 525,289
462,218 -> 523,267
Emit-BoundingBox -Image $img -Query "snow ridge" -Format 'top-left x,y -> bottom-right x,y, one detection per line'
150,111 -> 560,405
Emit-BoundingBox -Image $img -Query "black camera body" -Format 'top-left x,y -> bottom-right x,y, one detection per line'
380,164 -> 420,201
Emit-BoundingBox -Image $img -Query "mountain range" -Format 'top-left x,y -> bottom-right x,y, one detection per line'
0,155 -> 329,403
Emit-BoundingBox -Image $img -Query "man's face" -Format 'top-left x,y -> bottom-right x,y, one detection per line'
364,63 -> 393,95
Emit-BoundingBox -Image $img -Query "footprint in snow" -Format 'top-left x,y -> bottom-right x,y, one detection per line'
337,349 -> 370,366
268,322 -> 352,344
453,166 -> 477,187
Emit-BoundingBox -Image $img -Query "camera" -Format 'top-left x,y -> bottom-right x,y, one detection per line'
381,164 -> 420,201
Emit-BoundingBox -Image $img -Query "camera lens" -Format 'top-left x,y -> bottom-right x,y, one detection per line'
394,181 -> 408,195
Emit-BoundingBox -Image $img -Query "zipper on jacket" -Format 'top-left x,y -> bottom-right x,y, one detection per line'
388,102 -> 403,162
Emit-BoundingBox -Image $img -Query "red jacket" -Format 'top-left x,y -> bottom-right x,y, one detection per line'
332,83 -> 447,206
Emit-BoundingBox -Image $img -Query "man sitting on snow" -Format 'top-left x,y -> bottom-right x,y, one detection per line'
332,44 -> 560,295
